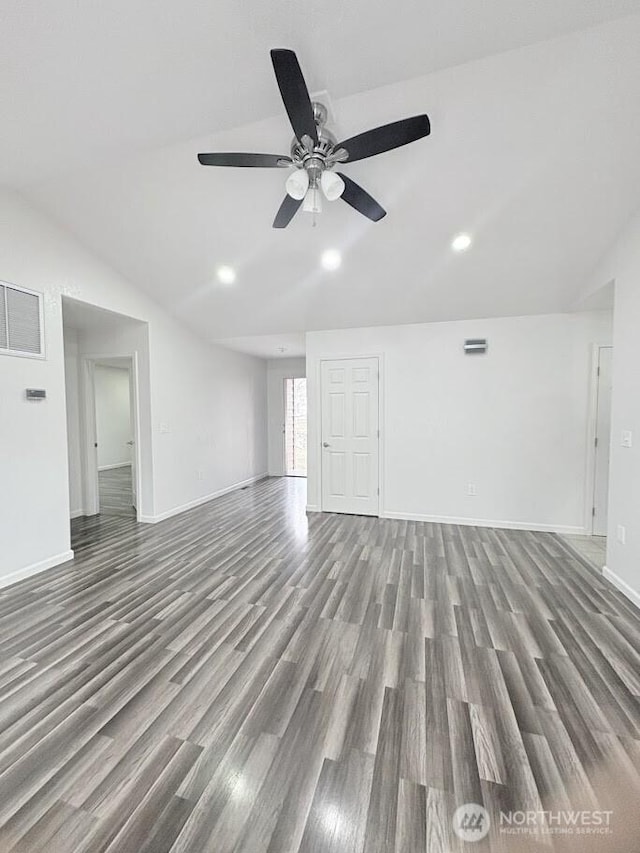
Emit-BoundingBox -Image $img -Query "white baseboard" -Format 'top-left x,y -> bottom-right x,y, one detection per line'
70,508 -> 85,519
381,510 -> 586,535
139,473 -> 269,524
0,550 -> 75,590
98,462 -> 132,471
603,566 -> 640,609
306,505 -> 321,513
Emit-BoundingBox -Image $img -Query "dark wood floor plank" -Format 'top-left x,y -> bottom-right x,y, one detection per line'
363,685 -> 404,853
394,778 -> 426,853
299,748 -> 374,853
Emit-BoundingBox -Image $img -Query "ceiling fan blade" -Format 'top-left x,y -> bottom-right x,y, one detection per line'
198,153 -> 292,168
270,49 -> 318,145
273,195 -> 303,229
336,115 -> 430,163
337,173 -> 386,222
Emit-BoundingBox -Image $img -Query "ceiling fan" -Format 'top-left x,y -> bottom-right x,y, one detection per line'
198,49 -> 431,228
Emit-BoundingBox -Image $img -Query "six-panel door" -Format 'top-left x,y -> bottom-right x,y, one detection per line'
320,357 -> 379,516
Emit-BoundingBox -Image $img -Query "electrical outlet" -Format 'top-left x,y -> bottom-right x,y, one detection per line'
622,430 -> 633,448
197,469 -> 205,481
467,483 -> 477,496
617,524 -> 626,545
160,423 -> 170,434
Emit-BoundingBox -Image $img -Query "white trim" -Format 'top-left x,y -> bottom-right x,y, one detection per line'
0,550 -> 74,590
139,473 -> 268,524
603,566 -> 640,609
70,508 -> 85,519
306,504 -> 321,513
381,510 -> 586,535
98,462 -> 132,471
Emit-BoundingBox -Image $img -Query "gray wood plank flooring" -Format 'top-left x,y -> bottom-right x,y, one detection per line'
1,477 -> 639,852
98,466 -> 135,517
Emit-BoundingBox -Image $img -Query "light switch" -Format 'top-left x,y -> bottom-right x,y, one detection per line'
160,423 -> 170,434
622,430 -> 633,448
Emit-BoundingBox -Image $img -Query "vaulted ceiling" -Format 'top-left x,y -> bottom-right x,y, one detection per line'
4,2 -> 640,356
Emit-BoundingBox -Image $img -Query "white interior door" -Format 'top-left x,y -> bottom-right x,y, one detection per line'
321,357 -> 379,516
592,346 -> 613,536
80,359 -> 100,517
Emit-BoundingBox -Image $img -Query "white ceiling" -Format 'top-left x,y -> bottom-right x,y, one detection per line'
3,0 -> 640,186
6,6 -> 640,356
217,333 -> 306,359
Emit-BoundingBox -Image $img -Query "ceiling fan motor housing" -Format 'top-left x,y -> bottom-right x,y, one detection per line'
290,102 -> 339,180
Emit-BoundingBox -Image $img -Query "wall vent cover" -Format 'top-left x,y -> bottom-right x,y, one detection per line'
463,338 -> 488,355
0,282 -> 44,358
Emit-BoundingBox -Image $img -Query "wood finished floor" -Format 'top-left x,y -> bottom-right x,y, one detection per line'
98,466 -> 135,517
1,477 -> 639,852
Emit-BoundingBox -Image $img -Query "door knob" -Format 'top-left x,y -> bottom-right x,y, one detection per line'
322,442 -> 331,448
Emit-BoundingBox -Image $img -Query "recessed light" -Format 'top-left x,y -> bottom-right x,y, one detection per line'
217,265 -> 236,285
451,233 -> 472,252
321,249 -> 342,271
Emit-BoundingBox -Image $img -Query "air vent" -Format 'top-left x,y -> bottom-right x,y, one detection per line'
464,338 -> 487,355
0,287 -> 6,350
0,282 -> 44,358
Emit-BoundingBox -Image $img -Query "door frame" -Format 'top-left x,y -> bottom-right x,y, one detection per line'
79,353 -> 142,520
584,343 -> 612,535
315,352 -> 385,517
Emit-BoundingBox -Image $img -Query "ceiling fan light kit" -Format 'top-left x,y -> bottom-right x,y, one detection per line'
285,168 -> 309,200
198,49 -> 431,228
320,170 -> 345,201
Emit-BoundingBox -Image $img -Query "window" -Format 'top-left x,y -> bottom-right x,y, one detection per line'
284,377 -> 307,476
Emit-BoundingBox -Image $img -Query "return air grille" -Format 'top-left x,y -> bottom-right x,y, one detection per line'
0,282 -> 44,357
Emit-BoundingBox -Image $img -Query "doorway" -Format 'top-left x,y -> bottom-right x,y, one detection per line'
320,357 -> 380,516
284,377 -> 307,477
62,296 -> 148,538
79,355 -> 139,519
565,344 -> 613,571
93,361 -> 137,516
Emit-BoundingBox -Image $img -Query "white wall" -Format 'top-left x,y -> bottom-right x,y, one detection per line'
306,311 -> 612,533
267,357 -> 306,476
0,188 -> 267,584
94,365 -> 131,469
587,209 -> 640,604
